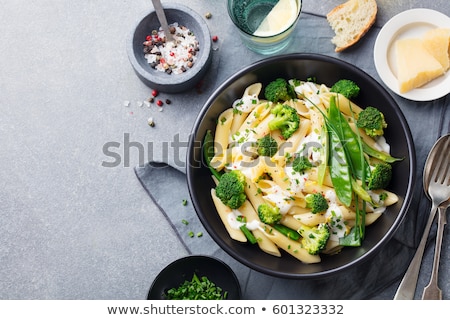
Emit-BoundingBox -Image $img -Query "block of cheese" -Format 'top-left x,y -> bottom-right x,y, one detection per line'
422,28 -> 450,71
395,38 -> 445,93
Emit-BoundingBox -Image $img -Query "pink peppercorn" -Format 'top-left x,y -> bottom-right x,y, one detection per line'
156,99 -> 164,107
212,35 -> 218,42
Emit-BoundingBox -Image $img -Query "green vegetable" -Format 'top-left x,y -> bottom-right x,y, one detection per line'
356,106 -> 387,138
327,122 -> 353,207
264,78 -> 296,103
305,192 -> 329,214
292,154 -> 312,174
239,225 -> 258,244
215,170 -> 247,209
182,199 -> 188,206
328,95 -> 367,180
351,179 -> 373,204
298,223 -> 330,255
362,141 -> 403,163
203,130 -> 223,180
256,134 -> 278,157
257,203 -> 282,225
268,104 -> 300,139
367,163 -> 392,190
317,127 -> 329,185
236,215 -> 258,244
164,273 -> 227,300
339,224 -> 362,247
273,223 -> 300,240
330,79 -> 360,99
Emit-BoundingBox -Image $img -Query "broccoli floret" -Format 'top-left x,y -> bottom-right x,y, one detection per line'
298,223 -> 330,255
256,134 -> 278,157
215,170 -> 247,209
292,155 -> 312,173
264,78 -> 296,103
367,163 -> 392,190
268,104 -> 300,139
356,106 -> 387,138
305,192 -> 329,214
330,79 -> 360,99
257,203 -> 282,225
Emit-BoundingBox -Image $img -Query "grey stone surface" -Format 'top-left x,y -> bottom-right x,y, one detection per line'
1,0 -> 449,300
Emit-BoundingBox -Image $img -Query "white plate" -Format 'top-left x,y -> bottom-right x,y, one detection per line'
374,9 -> 450,101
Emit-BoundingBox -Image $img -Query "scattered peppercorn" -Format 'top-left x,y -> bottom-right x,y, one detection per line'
156,99 -> 164,107
151,89 -> 159,97
148,96 -> 154,103
212,35 -> 218,42
147,117 -> 155,127
205,12 -> 212,19
165,99 -> 171,105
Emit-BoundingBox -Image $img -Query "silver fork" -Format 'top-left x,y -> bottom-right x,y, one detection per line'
422,135 -> 450,299
422,203 -> 448,299
394,134 -> 450,300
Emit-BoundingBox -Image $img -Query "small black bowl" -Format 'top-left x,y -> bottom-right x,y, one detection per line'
148,255 -> 241,300
127,4 -> 212,93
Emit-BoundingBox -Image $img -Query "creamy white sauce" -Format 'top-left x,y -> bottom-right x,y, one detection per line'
232,94 -> 259,113
262,184 -> 293,215
297,132 -> 323,165
324,190 -> 347,241
227,210 -> 260,230
325,204 -> 346,241
374,135 -> 390,154
285,165 -> 308,194
294,82 -> 321,107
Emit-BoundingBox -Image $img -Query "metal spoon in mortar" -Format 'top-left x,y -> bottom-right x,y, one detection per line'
151,0 -> 174,42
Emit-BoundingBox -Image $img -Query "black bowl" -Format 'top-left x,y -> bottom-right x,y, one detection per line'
186,53 -> 416,279
148,255 -> 241,300
127,4 -> 212,93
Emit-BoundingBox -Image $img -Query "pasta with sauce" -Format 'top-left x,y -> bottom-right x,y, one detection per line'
206,79 -> 401,264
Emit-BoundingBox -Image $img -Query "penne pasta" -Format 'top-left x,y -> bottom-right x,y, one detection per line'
239,200 -> 281,257
206,78 -> 403,264
211,189 -> 247,242
259,224 -> 321,264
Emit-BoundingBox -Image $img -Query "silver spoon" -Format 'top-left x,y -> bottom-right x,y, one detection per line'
151,0 -> 174,42
394,133 -> 450,299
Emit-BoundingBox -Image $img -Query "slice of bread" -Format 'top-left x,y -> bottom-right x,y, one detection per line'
327,0 -> 378,52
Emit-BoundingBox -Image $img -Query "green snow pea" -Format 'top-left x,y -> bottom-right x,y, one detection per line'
327,96 -> 367,180
327,123 -> 353,207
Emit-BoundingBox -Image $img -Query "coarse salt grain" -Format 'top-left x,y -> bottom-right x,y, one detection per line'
144,23 -> 199,75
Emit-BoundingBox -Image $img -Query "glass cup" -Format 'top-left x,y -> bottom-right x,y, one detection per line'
227,0 -> 302,55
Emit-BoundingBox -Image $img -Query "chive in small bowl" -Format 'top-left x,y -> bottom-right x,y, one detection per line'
147,255 -> 242,300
